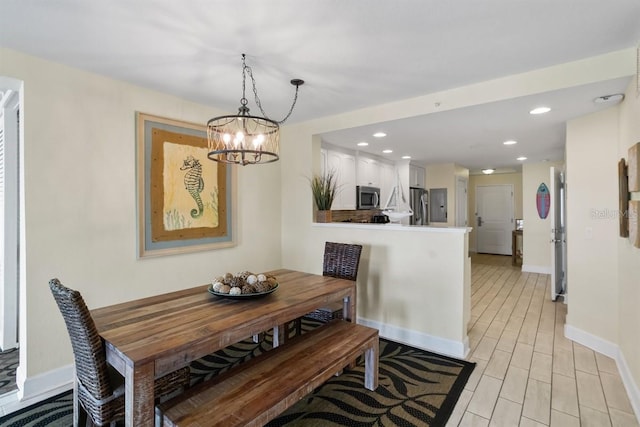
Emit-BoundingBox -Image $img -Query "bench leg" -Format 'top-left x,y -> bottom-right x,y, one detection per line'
295,318 -> 302,337
364,338 -> 379,391
155,407 -> 163,426
272,326 -> 279,347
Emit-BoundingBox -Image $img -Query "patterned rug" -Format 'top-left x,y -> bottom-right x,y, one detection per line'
0,322 -> 474,427
0,348 -> 19,396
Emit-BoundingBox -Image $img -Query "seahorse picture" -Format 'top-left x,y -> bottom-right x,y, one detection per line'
180,155 -> 204,218
162,142 -> 219,231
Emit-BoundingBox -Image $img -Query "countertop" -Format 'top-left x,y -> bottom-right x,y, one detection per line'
313,222 -> 472,233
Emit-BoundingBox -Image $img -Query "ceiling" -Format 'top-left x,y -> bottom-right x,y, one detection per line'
1,1 -> 639,173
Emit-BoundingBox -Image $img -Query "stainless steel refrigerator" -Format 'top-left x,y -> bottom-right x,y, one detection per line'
409,188 -> 428,225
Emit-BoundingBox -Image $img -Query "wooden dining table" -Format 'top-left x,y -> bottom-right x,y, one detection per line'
90,269 -> 357,427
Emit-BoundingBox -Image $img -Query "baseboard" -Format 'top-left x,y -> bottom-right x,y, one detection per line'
521,264 -> 552,274
2,363 -> 74,416
617,349 -> 640,422
358,317 -> 469,359
564,324 -> 618,358
565,324 -> 640,421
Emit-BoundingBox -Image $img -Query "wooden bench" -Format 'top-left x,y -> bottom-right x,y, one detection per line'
156,320 -> 379,427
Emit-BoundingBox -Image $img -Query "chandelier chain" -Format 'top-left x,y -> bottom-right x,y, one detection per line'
244,64 -> 300,125
240,55 -> 248,106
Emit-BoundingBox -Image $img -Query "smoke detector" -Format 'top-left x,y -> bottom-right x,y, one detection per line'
594,94 -> 624,104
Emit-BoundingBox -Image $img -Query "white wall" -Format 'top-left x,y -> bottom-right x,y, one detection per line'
565,79 -> 640,418
522,161 -> 563,273
565,110 -> 619,343
616,79 -> 640,410
426,163 -> 456,226
0,48 -> 283,397
309,224 -> 470,357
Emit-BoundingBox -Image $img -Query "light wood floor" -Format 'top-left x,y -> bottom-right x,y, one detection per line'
446,254 -> 639,427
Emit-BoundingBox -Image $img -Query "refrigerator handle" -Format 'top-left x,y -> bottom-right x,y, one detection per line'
421,193 -> 427,225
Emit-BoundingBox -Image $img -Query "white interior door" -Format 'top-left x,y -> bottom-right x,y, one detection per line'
476,185 -> 514,255
550,167 -> 567,302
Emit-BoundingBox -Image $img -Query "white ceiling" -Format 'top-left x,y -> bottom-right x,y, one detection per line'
1,1 -> 639,172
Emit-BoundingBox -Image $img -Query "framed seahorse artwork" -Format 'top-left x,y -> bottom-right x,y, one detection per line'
136,112 -> 237,257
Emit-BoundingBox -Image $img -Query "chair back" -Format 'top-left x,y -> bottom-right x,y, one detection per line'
49,278 -> 113,402
322,242 -> 363,282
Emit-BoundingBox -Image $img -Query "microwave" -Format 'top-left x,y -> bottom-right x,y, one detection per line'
356,186 -> 380,209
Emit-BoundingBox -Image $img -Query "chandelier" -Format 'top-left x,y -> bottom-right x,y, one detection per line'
207,54 -> 304,166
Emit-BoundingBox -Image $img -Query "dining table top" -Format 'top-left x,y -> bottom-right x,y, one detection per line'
90,268 -> 357,372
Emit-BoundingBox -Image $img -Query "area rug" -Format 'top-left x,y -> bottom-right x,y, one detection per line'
0,324 -> 474,427
0,347 -> 19,396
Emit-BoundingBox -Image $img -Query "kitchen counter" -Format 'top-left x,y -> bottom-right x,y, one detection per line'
314,222 -> 472,233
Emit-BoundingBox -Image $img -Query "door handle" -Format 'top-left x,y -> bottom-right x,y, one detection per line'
477,216 -> 482,226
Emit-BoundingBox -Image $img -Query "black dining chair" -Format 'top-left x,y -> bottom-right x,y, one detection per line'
49,278 -> 190,426
296,242 -> 363,336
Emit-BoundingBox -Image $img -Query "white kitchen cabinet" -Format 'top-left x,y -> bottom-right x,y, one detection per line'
324,149 -> 356,210
320,148 -> 328,176
379,162 -> 395,208
357,156 -> 380,187
409,165 -> 426,188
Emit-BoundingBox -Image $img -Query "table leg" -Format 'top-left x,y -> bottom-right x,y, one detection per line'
345,289 -> 358,368
124,362 -> 155,427
343,288 -> 357,323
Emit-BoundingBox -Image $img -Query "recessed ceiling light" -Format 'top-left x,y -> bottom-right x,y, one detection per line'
402,155 -> 411,159
529,107 -> 551,115
517,156 -> 527,161
482,168 -> 495,175
382,149 -> 393,154
357,142 -> 369,146
373,132 -> 387,138
503,140 -> 518,145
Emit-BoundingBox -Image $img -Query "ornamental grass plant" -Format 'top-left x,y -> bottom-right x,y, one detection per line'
310,170 -> 338,211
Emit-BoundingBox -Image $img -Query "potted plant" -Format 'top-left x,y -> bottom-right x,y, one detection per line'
309,170 -> 338,223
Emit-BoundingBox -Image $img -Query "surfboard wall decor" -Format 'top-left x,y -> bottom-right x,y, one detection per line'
537,183 -> 550,219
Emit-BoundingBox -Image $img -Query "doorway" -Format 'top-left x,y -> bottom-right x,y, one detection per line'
475,184 -> 514,255
0,78 -> 22,398
0,86 -> 19,351
550,167 -> 567,301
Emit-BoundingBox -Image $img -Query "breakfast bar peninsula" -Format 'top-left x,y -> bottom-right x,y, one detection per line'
284,222 -> 472,359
